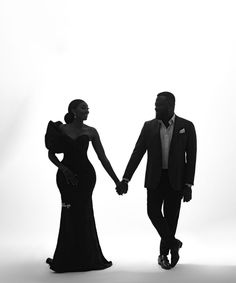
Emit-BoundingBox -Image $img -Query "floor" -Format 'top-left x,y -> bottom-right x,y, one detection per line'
1,233 -> 235,283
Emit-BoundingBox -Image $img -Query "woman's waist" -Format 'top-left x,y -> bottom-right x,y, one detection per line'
61,158 -> 94,172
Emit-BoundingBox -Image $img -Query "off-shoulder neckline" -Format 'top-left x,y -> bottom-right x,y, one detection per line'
49,121 -> 91,141
63,133 -> 90,142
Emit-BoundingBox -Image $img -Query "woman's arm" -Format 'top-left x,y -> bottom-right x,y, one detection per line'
48,151 -> 79,186
91,128 -> 119,185
48,151 -> 67,172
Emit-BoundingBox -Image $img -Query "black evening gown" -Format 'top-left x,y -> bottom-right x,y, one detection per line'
45,121 -> 112,272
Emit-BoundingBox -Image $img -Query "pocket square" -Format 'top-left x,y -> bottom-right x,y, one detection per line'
179,128 -> 185,134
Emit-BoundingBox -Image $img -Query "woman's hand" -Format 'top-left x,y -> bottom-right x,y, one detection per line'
62,167 -> 79,187
114,178 -> 120,186
116,180 -> 128,195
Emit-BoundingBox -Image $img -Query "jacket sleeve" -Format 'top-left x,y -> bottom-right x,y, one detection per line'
185,122 -> 197,185
45,121 -> 65,154
123,122 -> 148,181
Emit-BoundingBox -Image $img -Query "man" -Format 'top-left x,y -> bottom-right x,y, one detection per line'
116,92 -> 197,270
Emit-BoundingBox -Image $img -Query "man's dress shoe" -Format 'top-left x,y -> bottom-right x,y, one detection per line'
171,240 -> 183,267
158,255 -> 172,270
46,258 -> 53,264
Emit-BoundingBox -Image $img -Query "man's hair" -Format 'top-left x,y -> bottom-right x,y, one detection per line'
157,91 -> 175,108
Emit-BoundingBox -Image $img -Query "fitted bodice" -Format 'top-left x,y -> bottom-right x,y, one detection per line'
45,121 -> 95,174
61,135 -> 91,171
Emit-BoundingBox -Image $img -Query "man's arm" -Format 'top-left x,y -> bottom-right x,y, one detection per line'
185,122 -> 197,185
122,122 -> 148,182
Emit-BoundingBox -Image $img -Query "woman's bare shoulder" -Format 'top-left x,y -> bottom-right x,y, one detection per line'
84,124 -> 98,137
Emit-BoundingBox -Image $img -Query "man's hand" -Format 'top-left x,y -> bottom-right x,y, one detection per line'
182,185 -> 192,202
116,180 -> 128,195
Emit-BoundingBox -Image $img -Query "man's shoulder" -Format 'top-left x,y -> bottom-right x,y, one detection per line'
144,118 -> 157,125
176,115 -> 194,125
141,118 -> 158,130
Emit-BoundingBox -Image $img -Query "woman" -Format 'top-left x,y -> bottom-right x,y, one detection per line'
45,99 -> 119,272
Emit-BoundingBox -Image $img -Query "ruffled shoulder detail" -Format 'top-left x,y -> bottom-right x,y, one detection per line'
45,121 -> 65,153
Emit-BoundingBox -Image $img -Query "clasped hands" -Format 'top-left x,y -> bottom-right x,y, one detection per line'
116,180 -> 128,195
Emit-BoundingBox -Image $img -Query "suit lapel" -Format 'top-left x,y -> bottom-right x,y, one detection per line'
169,115 -> 182,155
151,119 -> 161,141
150,119 -> 162,159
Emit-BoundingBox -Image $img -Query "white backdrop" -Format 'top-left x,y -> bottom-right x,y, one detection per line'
0,1 -> 236,282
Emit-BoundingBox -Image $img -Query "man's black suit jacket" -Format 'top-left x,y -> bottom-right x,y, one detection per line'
123,115 -> 197,191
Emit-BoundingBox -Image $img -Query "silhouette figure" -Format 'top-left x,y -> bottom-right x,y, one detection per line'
116,92 -> 197,269
45,99 -> 119,272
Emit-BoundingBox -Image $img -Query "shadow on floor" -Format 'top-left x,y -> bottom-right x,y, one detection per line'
1,259 -> 235,283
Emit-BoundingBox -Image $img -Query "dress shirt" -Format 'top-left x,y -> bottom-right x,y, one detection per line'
123,114 -> 192,187
158,114 -> 175,169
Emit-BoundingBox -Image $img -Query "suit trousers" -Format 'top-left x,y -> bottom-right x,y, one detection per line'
147,169 -> 182,255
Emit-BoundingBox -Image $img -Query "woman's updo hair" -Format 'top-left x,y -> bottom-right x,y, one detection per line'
64,99 -> 86,124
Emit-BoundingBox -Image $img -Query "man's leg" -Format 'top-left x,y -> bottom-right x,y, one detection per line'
147,188 -> 172,269
159,173 -> 182,256
163,189 -> 182,241
163,189 -> 183,267
147,188 -> 171,250
147,170 -> 176,256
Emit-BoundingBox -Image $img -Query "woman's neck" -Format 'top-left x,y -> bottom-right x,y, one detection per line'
71,119 -> 84,129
